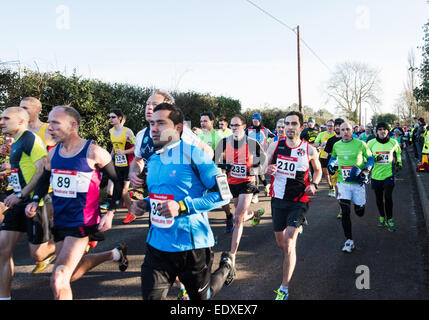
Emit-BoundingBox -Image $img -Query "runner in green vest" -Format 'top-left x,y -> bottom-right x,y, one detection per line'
367,122 -> 402,232
328,121 -> 374,253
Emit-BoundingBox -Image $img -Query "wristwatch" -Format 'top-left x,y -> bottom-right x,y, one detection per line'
16,192 -> 23,199
178,200 -> 187,216
311,183 -> 319,190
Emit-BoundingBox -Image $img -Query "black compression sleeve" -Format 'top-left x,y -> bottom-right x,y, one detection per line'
32,169 -> 52,200
100,160 -> 124,211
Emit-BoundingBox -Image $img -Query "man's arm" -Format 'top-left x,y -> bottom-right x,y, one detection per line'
313,132 -> 323,148
309,145 -> 322,185
4,156 -> 46,208
129,156 -> 145,188
265,139 -> 279,175
90,144 -> 125,232
121,128 -> 135,155
180,150 -> 228,216
157,153 -> 229,219
306,145 -> 321,196
25,148 -> 55,217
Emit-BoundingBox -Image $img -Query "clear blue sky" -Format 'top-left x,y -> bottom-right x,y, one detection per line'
1,0 -> 428,122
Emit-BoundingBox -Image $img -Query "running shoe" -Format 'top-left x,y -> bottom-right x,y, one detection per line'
342,239 -> 355,253
378,216 -> 386,228
297,225 -> 303,235
274,288 -> 288,300
251,194 -> 259,203
337,211 -> 342,219
84,241 -> 98,255
225,215 -> 234,233
122,213 -> 136,224
99,201 -> 110,210
220,252 -> 236,286
178,288 -> 190,300
328,188 -> 335,197
32,254 -> 56,274
264,184 -> 271,197
116,242 -> 129,272
251,209 -> 265,226
387,219 -> 397,232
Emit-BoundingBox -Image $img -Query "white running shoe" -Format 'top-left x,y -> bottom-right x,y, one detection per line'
251,194 -> 259,203
342,239 -> 355,253
264,184 -> 271,196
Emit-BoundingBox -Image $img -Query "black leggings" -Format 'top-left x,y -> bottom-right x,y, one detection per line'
256,174 -> 267,187
339,199 -> 365,240
372,178 -> 395,220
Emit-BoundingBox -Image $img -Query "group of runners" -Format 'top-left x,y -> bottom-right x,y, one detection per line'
0,91 -> 404,300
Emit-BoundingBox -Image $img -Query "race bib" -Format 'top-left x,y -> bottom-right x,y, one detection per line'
230,163 -> 247,179
115,154 -> 128,166
341,166 -> 354,179
149,193 -> 175,228
375,152 -> 390,164
276,155 -> 298,179
7,168 -> 21,192
52,169 -> 78,198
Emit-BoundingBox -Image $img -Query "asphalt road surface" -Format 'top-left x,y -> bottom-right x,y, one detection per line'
9,151 -> 429,300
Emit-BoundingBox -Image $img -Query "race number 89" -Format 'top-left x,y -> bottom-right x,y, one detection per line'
52,169 -> 77,198
56,176 -> 71,188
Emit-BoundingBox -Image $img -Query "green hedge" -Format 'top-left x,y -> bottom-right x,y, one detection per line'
0,67 -> 241,148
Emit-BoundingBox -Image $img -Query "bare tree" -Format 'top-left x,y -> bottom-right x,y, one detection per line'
391,49 -> 421,124
325,61 -> 382,124
404,49 -> 419,120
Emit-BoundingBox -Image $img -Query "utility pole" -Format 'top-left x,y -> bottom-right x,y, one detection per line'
297,25 -> 302,113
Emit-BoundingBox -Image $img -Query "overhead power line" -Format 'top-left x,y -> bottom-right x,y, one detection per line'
244,0 -> 332,72
244,0 -> 296,33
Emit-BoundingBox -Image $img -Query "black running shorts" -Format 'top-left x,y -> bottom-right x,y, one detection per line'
229,181 -> 259,199
141,244 -> 214,300
271,198 -> 309,232
51,224 -> 104,243
0,192 -> 49,245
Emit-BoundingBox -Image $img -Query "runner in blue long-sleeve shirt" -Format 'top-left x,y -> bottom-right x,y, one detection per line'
132,103 -> 235,300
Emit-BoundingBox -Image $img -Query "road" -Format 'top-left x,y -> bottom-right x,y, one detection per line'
9,151 -> 429,300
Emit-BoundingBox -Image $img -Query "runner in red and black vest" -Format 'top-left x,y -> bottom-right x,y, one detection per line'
265,111 -> 322,300
215,114 -> 266,277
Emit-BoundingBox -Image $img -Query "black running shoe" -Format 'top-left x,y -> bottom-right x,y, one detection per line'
116,242 -> 128,272
220,252 -> 236,286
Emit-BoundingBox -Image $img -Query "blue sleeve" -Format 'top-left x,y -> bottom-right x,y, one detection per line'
183,192 -> 228,215
182,146 -> 229,215
328,156 -> 338,167
365,156 -> 375,170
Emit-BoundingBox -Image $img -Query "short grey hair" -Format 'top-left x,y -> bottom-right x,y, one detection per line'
53,105 -> 81,126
